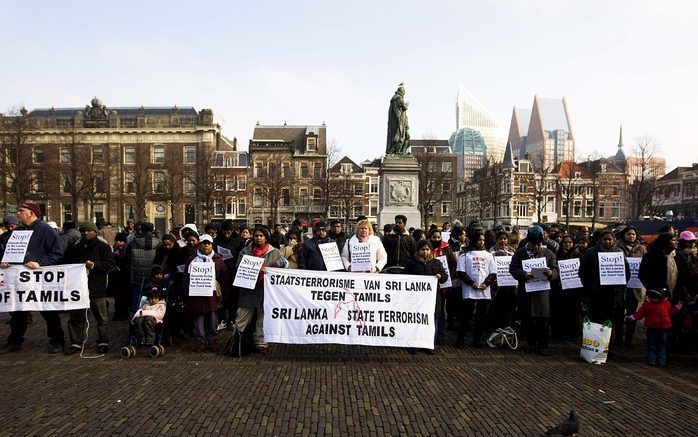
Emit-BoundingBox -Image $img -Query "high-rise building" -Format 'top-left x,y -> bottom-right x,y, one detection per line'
452,86 -> 506,162
508,95 -> 575,169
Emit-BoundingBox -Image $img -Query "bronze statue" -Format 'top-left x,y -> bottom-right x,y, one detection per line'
386,83 -> 410,155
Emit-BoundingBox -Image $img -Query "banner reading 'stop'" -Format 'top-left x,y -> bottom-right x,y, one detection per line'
263,268 -> 437,349
0,264 -> 90,312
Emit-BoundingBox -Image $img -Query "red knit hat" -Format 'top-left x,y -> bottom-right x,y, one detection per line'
19,203 -> 41,218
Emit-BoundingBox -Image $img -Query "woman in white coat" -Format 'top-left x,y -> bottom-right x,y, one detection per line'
341,219 -> 388,273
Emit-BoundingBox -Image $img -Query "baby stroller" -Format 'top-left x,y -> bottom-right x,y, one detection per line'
121,294 -> 168,359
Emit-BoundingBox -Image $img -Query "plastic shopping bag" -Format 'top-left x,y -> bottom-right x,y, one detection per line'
580,318 -> 612,364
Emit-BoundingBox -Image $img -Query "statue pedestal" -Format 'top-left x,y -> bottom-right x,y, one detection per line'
378,155 -> 422,229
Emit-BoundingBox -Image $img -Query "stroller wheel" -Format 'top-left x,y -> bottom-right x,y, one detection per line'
158,345 -> 165,356
148,345 -> 161,358
121,346 -> 135,359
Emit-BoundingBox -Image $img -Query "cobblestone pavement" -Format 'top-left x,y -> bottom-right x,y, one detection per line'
0,313 -> 696,436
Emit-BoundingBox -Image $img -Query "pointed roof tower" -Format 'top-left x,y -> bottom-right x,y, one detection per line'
612,124 -> 626,162
502,141 -> 515,169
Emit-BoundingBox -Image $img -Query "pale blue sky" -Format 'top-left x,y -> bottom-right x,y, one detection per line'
2,0 -> 696,170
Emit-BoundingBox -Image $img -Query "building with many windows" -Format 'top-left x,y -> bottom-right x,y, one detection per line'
454,86 -> 506,161
0,98 -> 228,235
247,123 -> 327,226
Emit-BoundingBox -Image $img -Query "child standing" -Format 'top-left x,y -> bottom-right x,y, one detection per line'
626,289 -> 682,365
132,290 -> 167,346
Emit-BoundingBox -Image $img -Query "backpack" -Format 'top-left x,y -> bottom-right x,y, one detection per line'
222,317 -> 256,358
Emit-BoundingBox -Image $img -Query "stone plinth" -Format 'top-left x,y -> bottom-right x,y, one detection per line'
378,155 -> 421,229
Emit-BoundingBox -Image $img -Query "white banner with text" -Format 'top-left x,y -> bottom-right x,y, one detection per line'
263,268 -> 437,348
0,264 -> 89,312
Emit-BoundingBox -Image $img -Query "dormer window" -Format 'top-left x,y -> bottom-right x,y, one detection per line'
306,137 -> 317,152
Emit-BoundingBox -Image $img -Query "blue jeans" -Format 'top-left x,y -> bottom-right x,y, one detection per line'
646,328 -> 669,364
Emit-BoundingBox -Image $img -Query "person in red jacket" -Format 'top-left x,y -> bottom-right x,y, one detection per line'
626,289 -> 682,366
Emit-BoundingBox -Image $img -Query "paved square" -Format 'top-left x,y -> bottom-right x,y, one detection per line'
0,313 -> 696,436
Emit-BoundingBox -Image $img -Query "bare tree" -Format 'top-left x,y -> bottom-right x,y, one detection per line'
478,157 -> 512,227
58,127 -> 94,222
557,161 -> 578,231
123,142 -> 152,221
415,144 -> 452,228
313,139 -> 342,217
160,151 -> 187,228
531,156 -> 555,224
0,108 -> 34,207
627,135 -> 664,219
250,157 -> 294,225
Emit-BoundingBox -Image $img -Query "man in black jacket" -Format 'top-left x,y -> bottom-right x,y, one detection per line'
298,221 -> 335,271
382,214 -> 416,269
1,203 -> 66,354
63,221 -> 116,354
328,220 -> 348,254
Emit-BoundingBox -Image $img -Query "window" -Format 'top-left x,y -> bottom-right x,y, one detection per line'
254,162 -> 264,178
93,203 -> 104,222
226,178 -> 235,191
585,201 -> 594,217
62,203 -> 72,223
282,188 -> 291,206
95,172 -> 106,192
124,147 -> 135,164
313,188 -> 323,204
214,201 -> 225,216
329,205 -> 340,218
612,184 -> 619,196
314,163 -> 323,178
124,172 -> 135,193
369,199 -> 378,216
215,176 -> 224,191
598,202 -> 606,218
519,183 -> 527,193
612,202 -> 620,218
562,200 -> 569,216
238,177 -> 246,190
61,172 -> 71,193
306,137 -> 317,152
442,162 -> 452,172
353,205 -> 363,217
183,146 -> 196,164
282,162 -> 291,178
500,203 -> 510,217
183,172 -> 195,194
516,201 -> 529,217
341,163 -> 352,174
573,200 -> 582,217
369,177 -> 378,194
441,202 -> 451,216
237,199 -> 246,216
60,147 -> 71,164
300,163 -> 309,178
427,162 -> 437,172
33,148 -> 45,164
92,145 -> 104,163
268,162 -> 277,176
442,181 -> 450,194
545,196 -> 555,213
253,188 -> 264,207
152,145 -> 165,164
354,184 -> 363,196
153,172 -> 166,193
299,188 -> 308,206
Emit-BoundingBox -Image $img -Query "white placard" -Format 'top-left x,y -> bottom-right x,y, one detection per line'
349,242 -> 373,272
495,256 -> 518,287
264,268 -> 437,348
599,252 -> 626,285
558,258 -> 583,290
436,256 -> 452,288
441,231 -> 451,243
627,257 -> 643,289
188,262 -> 216,296
233,255 -> 265,289
0,264 -> 89,311
521,257 -> 551,292
1,230 -> 34,263
217,246 -> 233,260
319,242 -> 345,271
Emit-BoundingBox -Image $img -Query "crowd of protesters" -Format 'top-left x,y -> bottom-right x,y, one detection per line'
1,205 -> 697,366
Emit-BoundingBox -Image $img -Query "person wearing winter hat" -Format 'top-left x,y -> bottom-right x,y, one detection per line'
614,225 -> 648,346
63,221 -> 116,355
509,225 -> 559,355
298,221 -> 337,271
232,226 -> 288,352
0,215 -> 19,254
1,203 -> 66,354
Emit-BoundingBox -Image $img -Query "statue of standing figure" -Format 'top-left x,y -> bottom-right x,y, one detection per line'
386,83 -> 410,155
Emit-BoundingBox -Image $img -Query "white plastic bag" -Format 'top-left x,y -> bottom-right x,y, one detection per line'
580,318 -> 612,364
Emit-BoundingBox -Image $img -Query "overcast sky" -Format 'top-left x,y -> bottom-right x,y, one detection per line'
2,0 -> 696,170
